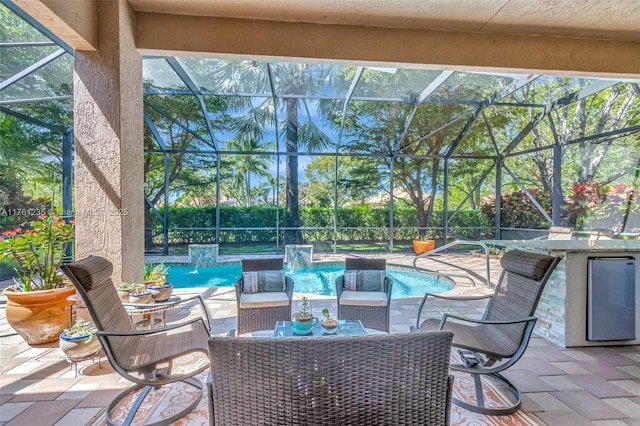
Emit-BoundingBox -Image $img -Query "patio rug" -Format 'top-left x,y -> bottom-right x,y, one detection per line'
90,353 -> 540,426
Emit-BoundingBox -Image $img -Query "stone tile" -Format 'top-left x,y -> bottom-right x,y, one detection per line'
5,400 -> 79,426
75,387 -> 128,408
0,402 -> 35,423
500,370 -> 556,392
618,366 -> 640,379
11,378 -> 80,402
525,345 -> 575,362
0,379 -> 38,396
509,357 -> 566,376
562,350 -> 599,362
54,407 -> 103,426
0,358 -> 25,374
592,421 -> 630,426
610,380 -> 640,396
535,410 -> 591,425
522,392 -> 570,412
553,390 -> 626,420
579,362 -> 637,380
539,375 -> 582,391
566,375 -> 634,398
604,398 -> 640,419
623,419 -> 640,426
552,361 -> 592,375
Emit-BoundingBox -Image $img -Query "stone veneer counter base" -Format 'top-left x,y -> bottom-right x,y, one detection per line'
483,239 -> 640,348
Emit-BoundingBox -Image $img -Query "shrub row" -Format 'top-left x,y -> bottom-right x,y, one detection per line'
150,205 -> 490,244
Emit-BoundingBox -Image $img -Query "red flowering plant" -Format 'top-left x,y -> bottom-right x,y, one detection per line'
0,214 -> 74,291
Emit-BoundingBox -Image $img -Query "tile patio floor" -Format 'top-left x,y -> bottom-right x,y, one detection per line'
0,253 -> 639,425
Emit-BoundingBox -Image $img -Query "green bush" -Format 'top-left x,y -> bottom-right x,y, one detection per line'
150,205 -> 489,244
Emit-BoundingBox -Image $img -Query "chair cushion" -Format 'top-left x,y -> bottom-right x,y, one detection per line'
239,292 -> 290,309
500,250 -> 554,281
242,270 -> 286,293
339,290 -> 388,307
343,270 -> 385,291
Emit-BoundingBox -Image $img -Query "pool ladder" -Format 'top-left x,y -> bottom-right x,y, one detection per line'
412,240 -> 492,288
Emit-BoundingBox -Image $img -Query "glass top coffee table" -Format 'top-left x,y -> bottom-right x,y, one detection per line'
273,319 -> 367,337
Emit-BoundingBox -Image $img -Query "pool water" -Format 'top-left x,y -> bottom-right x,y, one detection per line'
167,263 -> 454,298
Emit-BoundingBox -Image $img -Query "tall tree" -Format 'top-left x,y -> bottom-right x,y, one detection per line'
207,61 -> 344,244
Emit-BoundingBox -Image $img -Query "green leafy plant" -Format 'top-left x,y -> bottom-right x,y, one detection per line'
118,282 -> 145,293
321,308 -> 331,319
293,297 -> 313,320
61,319 -> 97,341
0,213 -> 74,292
144,262 -> 168,283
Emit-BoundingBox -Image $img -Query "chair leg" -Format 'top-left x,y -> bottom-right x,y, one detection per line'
106,377 -> 204,426
452,372 -> 522,416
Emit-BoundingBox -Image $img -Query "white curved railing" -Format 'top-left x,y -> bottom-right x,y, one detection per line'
412,240 -> 492,288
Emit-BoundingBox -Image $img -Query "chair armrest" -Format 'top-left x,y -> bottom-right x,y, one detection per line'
384,277 -> 393,302
171,294 -> 212,332
335,276 -> 344,298
439,313 -> 537,329
425,293 -> 493,302
285,276 -> 294,299
415,292 -> 492,328
96,317 -> 208,337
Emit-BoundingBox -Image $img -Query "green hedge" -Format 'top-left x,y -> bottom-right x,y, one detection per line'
150,205 -> 490,244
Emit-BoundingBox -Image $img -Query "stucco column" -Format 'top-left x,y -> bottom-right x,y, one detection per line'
73,0 -> 143,284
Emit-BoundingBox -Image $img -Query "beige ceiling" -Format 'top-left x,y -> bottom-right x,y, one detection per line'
128,0 -> 640,42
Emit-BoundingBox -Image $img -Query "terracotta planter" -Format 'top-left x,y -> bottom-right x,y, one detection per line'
413,239 -> 435,255
3,285 -> 77,345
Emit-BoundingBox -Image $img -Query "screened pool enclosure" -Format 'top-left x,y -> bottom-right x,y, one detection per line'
1,3 -> 640,255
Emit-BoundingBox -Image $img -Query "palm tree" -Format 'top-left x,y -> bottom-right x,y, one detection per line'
211,60 -> 343,244
225,137 -> 274,207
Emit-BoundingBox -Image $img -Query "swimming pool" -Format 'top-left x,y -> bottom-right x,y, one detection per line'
167,263 -> 454,298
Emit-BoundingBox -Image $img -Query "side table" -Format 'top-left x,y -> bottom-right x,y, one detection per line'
123,295 -> 182,330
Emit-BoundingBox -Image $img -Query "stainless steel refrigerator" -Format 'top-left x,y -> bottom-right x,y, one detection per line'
587,257 -> 636,341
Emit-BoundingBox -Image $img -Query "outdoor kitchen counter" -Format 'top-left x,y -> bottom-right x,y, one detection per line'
483,239 -> 640,348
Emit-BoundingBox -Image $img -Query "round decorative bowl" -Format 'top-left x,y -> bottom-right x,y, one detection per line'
148,283 -> 173,302
321,317 -> 339,334
59,325 -> 100,361
129,291 -> 152,304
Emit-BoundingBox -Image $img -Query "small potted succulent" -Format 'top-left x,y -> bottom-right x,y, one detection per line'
147,282 -> 173,302
144,262 -> 168,286
320,308 -> 339,334
59,319 -> 100,361
117,282 -> 145,303
128,285 -> 152,304
292,297 -> 317,334
145,263 -> 173,301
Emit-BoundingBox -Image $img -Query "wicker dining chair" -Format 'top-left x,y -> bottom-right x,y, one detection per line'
234,258 -> 293,335
335,258 -> 393,332
413,249 -> 560,415
61,255 -> 211,426
208,331 -> 454,426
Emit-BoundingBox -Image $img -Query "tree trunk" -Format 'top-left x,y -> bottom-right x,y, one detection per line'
285,99 -> 303,245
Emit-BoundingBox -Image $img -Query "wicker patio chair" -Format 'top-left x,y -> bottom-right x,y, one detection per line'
235,258 -> 293,335
61,255 -> 211,426
207,331 -> 454,426
335,258 -> 393,332
413,249 -> 560,416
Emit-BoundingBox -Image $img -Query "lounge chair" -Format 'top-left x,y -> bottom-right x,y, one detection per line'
235,258 -> 293,335
413,249 -> 560,415
335,257 -> 393,332
61,255 -> 211,425
208,331 -> 454,425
